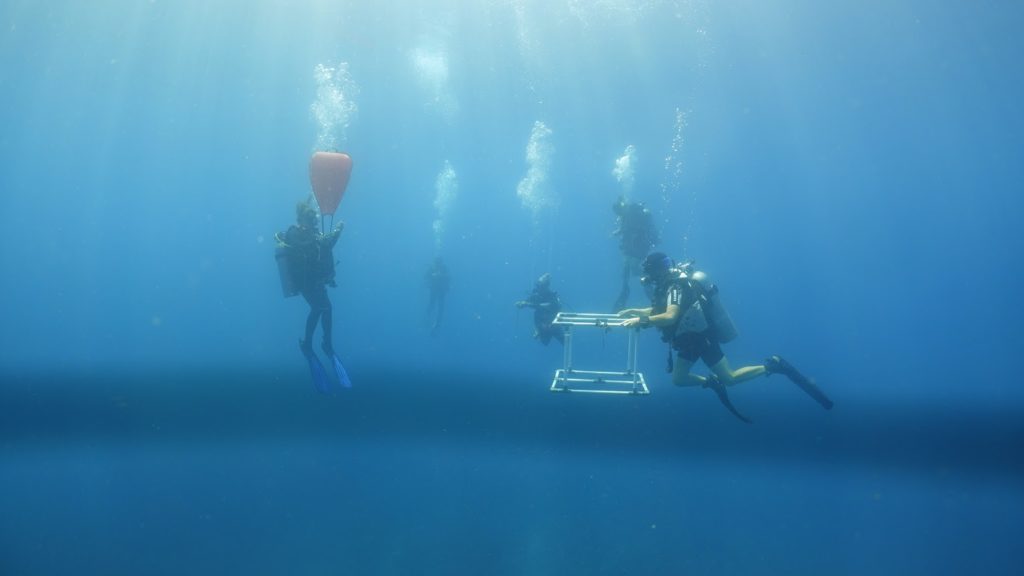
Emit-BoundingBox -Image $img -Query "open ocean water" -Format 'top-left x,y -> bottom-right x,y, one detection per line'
2,369 -> 1023,574
2,1 -> 1023,575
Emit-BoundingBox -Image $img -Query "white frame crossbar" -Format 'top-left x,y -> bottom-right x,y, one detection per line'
549,312 -> 649,395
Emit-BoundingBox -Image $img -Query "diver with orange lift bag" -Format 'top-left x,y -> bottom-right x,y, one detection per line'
275,152 -> 354,392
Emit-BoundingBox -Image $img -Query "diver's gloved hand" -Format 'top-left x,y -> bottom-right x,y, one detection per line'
515,300 -> 528,309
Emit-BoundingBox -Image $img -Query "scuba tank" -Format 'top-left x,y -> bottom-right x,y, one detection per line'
677,295 -> 709,333
275,241 -> 300,298
274,228 -> 301,295
688,269 -> 738,343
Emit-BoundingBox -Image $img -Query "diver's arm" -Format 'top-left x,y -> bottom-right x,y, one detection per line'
619,307 -> 653,328
647,304 -> 680,326
621,305 -> 678,328
323,223 -> 344,248
516,291 -> 544,309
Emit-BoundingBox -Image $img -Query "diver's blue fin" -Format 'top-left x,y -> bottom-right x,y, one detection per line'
322,342 -> 352,388
328,353 -> 352,388
300,340 -> 330,393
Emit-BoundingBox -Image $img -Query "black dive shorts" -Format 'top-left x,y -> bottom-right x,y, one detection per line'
673,331 -> 724,366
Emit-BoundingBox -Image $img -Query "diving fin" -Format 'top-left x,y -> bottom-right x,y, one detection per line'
300,340 -> 330,394
322,342 -> 352,388
704,375 -> 752,424
766,355 -> 833,410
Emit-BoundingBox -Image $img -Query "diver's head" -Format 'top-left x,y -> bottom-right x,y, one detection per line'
296,200 -> 319,228
640,252 -> 673,285
536,273 -> 552,288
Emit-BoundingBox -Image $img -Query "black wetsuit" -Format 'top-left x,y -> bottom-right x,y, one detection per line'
278,224 -> 341,350
522,285 -> 564,346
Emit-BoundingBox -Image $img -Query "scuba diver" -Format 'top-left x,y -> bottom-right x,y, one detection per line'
425,256 -> 450,336
611,196 -> 660,311
515,273 -> 565,346
618,252 -> 833,422
275,197 -> 350,392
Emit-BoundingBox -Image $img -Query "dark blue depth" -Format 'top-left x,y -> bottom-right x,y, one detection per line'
1,370 -> 1022,575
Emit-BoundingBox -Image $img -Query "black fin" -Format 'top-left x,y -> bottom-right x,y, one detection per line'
788,369 -> 834,410
705,376 -> 752,423
769,356 -> 833,410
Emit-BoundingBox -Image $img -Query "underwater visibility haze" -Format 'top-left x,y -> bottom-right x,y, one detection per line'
1,1 -> 1023,574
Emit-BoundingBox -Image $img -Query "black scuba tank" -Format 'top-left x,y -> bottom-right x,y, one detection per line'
689,270 -> 738,343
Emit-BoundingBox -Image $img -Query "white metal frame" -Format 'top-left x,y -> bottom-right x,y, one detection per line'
549,312 -> 649,395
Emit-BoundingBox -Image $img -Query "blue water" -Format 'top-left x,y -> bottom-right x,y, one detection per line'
2,1 -> 1023,574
